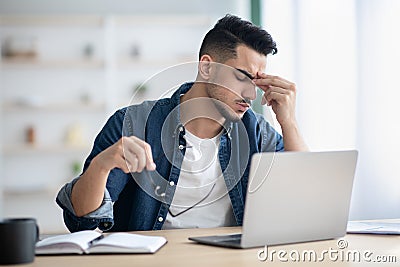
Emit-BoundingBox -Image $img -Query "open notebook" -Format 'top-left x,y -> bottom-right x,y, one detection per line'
36,230 -> 167,255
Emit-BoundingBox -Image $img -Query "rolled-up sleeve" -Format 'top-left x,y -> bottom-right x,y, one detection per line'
56,177 -> 114,232
55,109 -> 128,232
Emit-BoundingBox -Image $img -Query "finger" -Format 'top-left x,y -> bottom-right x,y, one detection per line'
261,94 -> 267,105
119,143 -> 140,172
257,72 -> 293,85
139,140 -> 156,171
123,138 -> 147,172
126,155 -> 139,173
130,136 -> 156,170
262,91 -> 282,106
114,153 -> 131,173
266,86 -> 291,96
131,144 -> 147,173
254,77 -> 292,91
261,85 -> 291,105
254,73 -> 296,93
144,143 -> 156,171
266,91 -> 290,106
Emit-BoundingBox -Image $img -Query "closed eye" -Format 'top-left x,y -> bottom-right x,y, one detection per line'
235,68 -> 255,80
235,72 -> 247,81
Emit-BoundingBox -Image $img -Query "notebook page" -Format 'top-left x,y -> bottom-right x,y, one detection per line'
89,233 -> 167,253
36,230 -> 101,254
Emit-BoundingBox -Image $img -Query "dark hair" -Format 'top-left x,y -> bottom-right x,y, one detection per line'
199,14 -> 277,62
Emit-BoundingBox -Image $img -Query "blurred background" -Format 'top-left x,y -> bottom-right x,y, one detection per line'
0,0 -> 399,233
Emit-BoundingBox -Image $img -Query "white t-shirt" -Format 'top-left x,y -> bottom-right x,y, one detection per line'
162,130 -> 236,229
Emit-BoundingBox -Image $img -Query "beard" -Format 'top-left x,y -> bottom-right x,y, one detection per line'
212,99 -> 242,122
206,84 -> 242,122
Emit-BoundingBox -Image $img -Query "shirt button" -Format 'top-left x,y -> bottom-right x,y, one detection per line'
169,181 -> 175,186
178,145 -> 184,150
158,216 -> 164,222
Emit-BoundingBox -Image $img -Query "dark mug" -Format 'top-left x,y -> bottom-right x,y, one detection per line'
0,218 -> 39,265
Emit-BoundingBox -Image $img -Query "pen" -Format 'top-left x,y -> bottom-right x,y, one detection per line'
88,234 -> 104,246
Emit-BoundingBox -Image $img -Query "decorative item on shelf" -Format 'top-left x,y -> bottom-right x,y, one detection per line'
25,125 -> 36,145
1,36 -> 38,59
70,160 -> 82,176
132,82 -> 148,97
13,95 -> 44,108
80,91 -> 91,105
130,43 -> 141,60
83,43 -> 95,59
64,123 -> 85,147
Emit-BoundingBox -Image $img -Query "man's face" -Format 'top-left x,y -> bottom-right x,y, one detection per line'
207,45 -> 267,122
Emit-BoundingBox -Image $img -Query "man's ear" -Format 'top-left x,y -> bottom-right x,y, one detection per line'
198,54 -> 214,80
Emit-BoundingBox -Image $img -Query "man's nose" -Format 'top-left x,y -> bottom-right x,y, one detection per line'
241,83 -> 257,101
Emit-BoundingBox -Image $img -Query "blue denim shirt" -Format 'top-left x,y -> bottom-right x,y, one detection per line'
56,82 -> 284,232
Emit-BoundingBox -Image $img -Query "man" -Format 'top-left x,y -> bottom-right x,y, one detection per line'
57,14 -> 307,232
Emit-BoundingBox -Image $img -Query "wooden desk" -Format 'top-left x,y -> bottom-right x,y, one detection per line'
20,226 -> 400,266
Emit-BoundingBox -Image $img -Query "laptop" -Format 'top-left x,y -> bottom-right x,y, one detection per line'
188,150 -> 358,248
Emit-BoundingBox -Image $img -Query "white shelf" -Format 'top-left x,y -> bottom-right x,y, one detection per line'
0,58 -> 197,70
3,144 -> 91,155
0,58 -> 105,69
0,14 -> 211,27
0,15 -> 104,27
3,185 -> 57,196
115,57 -> 197,69
114,15 -> 212,26
2,102 -> 106,112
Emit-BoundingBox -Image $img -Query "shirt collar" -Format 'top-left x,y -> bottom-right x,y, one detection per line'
171,82 -> 194,105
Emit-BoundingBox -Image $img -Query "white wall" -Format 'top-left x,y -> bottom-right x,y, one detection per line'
352,0 -> 400,219
263,0 -> 400,220
263,0 -> 357,150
